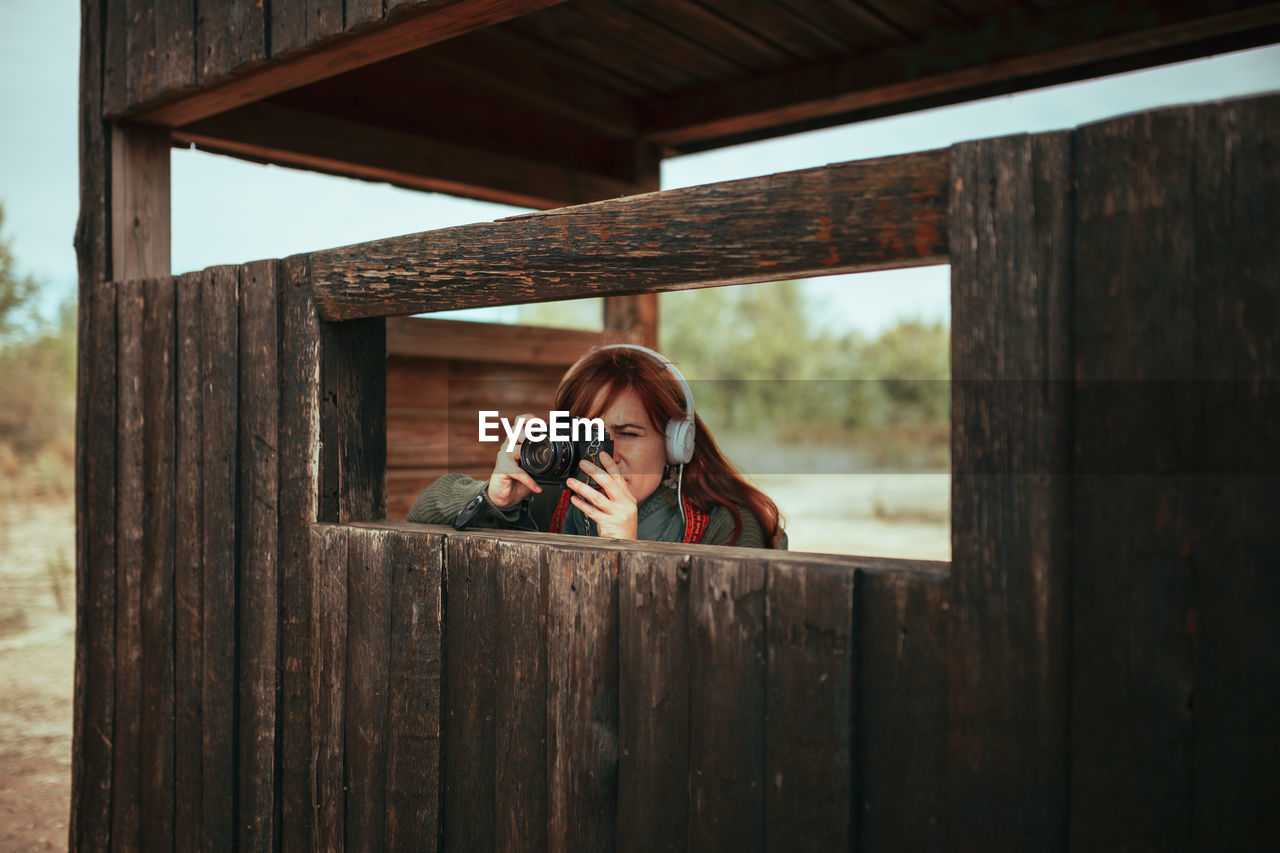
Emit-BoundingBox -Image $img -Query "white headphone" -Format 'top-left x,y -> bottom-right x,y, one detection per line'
597,343 -> 696,464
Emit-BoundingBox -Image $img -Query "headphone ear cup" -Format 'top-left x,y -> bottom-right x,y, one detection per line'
665,418 -> 695,465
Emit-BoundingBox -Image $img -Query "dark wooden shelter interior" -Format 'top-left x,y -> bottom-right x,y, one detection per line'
113,0 -> 1280,210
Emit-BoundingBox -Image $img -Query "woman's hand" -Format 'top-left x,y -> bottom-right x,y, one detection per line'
485,413 -> 543,509
565,452 -> 639,540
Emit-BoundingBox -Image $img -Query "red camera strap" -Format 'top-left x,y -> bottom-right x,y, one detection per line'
549,488 -> 708,544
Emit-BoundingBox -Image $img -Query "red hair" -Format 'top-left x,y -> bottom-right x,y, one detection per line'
555,347 -> 785,547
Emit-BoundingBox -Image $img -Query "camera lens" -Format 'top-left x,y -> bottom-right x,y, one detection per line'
520,438 -> 570,480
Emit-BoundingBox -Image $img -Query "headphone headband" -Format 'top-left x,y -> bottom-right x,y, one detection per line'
595,343 -> 696,464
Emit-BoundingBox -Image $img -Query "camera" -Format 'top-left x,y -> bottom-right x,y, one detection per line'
519,430 -> 614,485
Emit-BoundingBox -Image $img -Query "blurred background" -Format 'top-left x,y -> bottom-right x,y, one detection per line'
1,0 -> 1278,845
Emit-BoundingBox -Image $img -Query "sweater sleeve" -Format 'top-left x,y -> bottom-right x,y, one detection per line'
405,474 -> 521,528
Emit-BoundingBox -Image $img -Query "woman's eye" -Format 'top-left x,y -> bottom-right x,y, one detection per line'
617,431 -> 641,438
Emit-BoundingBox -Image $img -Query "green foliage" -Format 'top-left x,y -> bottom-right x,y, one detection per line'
0,203 -> 76,500
659,280 -> 949,462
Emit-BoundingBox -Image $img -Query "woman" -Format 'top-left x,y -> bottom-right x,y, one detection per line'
407,344 -> 786,549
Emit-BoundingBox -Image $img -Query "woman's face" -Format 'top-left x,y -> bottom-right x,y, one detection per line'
589,387 -> 666,504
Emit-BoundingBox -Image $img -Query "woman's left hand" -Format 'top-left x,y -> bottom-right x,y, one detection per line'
565,452 -> 638,540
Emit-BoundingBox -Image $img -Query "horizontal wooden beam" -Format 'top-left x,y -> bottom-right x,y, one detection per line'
644,1 -> 1280,149
174,103 -> 643,210
307,148 -> 949,321
386,316 -> 640,365
127,0 -> 569,126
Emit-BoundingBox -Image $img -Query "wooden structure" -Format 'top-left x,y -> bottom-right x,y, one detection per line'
74,2 -> 1280,850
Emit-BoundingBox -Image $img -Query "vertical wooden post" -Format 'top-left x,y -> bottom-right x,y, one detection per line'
603,143 -> 660,349
110,121 -> 171,281
947,131 -> 1074,850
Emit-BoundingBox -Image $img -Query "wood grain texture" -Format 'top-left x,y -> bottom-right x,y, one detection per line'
125,0 -> 157,109
618,550 -> 690,853
857,569 -> 949,850
547,543 -> 619,852
766,561 -> 854,851
1185,94 -> 1280,849
385,531 -> 444,852
320,317 -> 386,522
173,270 -> 204,849
947,131 -> 1073,850
308,149 -> 949,320
440,536 -> 499,851
494,541 -> 547,851
71,278 -> 117,852
155,0 -> 196,94
346,0 -> 385,32
109,122 -> 170,282
1070,106 -> 1198,852
140,275 -> 177,853
111,278 -> 144,853
200,265 -> 238,852
237,260 -> 281,853
137,0 -> 568,125
72,4 -> 113,838
103,0 -> 129,116
688,555 -> 765,852
309,524 -> 348,852
344,527 -> 393,852
278,253 -> 321,853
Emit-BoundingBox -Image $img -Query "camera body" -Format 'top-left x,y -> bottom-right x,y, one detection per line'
519,430 -> 614,485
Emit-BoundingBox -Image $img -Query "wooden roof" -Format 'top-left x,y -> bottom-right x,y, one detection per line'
106,0 -> 1280,209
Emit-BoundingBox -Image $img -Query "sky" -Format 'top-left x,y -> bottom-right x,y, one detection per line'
2,0 -> 1279,334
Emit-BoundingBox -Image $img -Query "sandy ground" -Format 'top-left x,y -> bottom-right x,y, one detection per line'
0,500 -> 75,852
0,477 -> 947,851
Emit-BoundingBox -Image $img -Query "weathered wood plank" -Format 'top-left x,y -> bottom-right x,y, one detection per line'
154,0 -> 196,95
1070,106 -> 1198,850
346,0 -> 384,32
200,264 -> 238,852
72,13 -> 114,847
688,555 -> 766,851
125,0 -> 157,109
320,316 -> 386,522
278,253 -> 321,853
345,528 -> 393,852
494,541 -> 547,851
195,0 -> 265,85
857,569 -> 949,850
270,0 -> 309,58
1187,94 -> 1280,849
440,536 -> 499,851
308,149 -> 949,320
765,562 -> 854,851
385,531 -> 444,852
230,0 -> 267,74
137,0 -> 568,125
237,259 -> 280,853
618,550 -> 690,853
547,544 -> 619,852
103,0 -> 129,116
309,524 -> 348,852
111,278 -> 144,853
173,270 -> 203,849
947,131 -> 1073,850
140,275 -> 177,852
71,277 -> 117,851
109,122 -> 170,282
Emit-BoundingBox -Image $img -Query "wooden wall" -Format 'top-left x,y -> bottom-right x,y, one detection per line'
308,521 -> 949,852
72,94 -> 1280,850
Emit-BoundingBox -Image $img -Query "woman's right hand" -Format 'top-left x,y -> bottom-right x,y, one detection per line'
486,413 -> 544,509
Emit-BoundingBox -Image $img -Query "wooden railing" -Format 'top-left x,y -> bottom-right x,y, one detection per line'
309,521 -> 949,850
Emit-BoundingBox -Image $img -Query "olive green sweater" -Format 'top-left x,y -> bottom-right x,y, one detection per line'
406,473 -> 784,549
